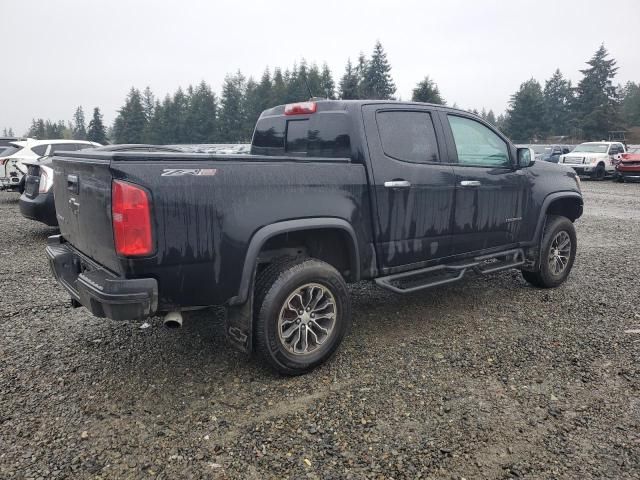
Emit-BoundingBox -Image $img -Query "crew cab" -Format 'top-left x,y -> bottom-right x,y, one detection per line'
559,141 -> 626,179
46,100 -> 583,374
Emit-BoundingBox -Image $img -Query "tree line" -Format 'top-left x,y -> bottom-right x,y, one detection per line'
15,42 -> 640,145
503,45 -> 640,142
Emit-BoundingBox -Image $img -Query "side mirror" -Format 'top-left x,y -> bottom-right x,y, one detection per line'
516,147 -> 535,168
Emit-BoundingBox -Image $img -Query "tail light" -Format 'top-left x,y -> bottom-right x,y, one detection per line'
284,101 -> 317,115
38,165 -> 54,193
112,180 -> 154,256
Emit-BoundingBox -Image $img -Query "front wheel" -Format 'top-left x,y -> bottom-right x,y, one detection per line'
522,215 -> 577,288
592,164 -> 606,180
253,258 -> 351,375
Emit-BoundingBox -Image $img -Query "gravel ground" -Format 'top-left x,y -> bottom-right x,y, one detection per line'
1,181 -> 639,479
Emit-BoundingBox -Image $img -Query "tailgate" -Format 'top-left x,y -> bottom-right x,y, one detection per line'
52,154 -> 122,274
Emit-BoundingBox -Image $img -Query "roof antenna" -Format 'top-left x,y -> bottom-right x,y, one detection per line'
303,77 -> 315,100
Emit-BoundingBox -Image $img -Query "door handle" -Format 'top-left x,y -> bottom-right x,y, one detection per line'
460,180 -> 481,187
67,174 -> 79,194
384,180 -> 411,188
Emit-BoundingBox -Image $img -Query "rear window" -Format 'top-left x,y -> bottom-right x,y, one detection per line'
376,111 -> 439,163
0,146 -> 21,157
252,117 -> 286,152
252,113 -> 351,158
50,143 -> 84,153
286,120 -> 308,154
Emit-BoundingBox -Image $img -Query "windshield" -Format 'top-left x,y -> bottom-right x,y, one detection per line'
530,145 -> 551,154
0,146 -> 21,157
572,143 -> 609,153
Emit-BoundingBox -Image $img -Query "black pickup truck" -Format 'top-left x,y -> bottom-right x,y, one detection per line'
46,100 -> 583,374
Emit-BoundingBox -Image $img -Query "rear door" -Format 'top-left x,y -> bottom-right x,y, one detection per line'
52,153 -> 121,273
439,112 -> 529,255
362,105 -> 456,270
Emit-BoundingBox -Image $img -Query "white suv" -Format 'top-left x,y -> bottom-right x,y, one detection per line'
0,139 -> 101,192
559,142 -> 626,180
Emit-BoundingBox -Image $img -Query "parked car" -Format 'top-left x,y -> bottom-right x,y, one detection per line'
614,146 -> 640,182
1,139 -> 101,192
558,141 -> 626,179
529,144 -> 573,163
46,100 -> 583,375
0,137 -> 23,147
19,144 -> 181,226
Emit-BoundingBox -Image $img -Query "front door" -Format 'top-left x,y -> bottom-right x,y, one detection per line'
439,113 -> 529,255
362,105 -> 456,271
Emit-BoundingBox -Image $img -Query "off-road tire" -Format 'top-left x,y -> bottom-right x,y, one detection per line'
253,257 -> 351,375
522,215 -> 577,288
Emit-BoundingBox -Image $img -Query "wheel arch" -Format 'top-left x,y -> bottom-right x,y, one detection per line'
230,218 -> 360,307
523,192 -> 582,269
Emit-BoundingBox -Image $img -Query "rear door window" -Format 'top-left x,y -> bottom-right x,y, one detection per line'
375,110 -> 439,163
447,115 -> 509,167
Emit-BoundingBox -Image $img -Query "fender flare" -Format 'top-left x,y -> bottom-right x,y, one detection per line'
229,217 -> 360,307
526,191 -> 583,249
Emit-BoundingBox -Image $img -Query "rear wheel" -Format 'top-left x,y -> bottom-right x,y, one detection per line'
253,257 -> 351,375
522,215 -> 576,288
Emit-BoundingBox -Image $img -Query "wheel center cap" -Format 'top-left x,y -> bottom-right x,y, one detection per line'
301,312 -> 311,324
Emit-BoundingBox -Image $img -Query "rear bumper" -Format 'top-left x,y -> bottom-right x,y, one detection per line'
19,191 -> 58,226
0,175 -> 23,191
46,235 -> 158,320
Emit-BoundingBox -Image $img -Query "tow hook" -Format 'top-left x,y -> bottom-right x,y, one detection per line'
163,311 -> 183,329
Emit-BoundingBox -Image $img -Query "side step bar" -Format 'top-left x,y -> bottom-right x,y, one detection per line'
375,248 -> 525,294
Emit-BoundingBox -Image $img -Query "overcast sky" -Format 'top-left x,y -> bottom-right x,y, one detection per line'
2,0 -> 640,135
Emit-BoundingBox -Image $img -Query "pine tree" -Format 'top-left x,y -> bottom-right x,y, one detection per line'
411,76 -> 445,104
8,128 -> 13,137
147,97 -> 171,144
218,72 -> 247,142
361,41 -> 395,99
242,77 -> 261,139
354,53 -> 368,98
307,63 -> 323,98
495,113 -> 509,132
87,107 -> 108,144
320,63 -> 335,99
142,86 -> 155,122
184,81 -> 218,143
574,45 -> 620,139
339,58 -> 360,100
486,110 -> 497,125
543,69 -> 573,135
72,106 -> 87,140
505,79 -> 547,141
113,87 -> 147,143
272,68 -> 287,106
621,81 -> 640,126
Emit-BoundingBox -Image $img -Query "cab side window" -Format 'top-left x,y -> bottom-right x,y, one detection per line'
376,111 -> 439,163
447,115 -> 509,167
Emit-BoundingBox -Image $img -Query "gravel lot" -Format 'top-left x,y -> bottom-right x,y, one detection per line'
1,181 -> 639,479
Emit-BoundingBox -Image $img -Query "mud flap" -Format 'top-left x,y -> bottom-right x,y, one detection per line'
225,291 -> 253,354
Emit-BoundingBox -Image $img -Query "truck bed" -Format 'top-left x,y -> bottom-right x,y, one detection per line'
52,151 -> 374,310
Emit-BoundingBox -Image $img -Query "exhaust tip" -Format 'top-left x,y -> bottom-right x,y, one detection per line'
163,311 -> 183,329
